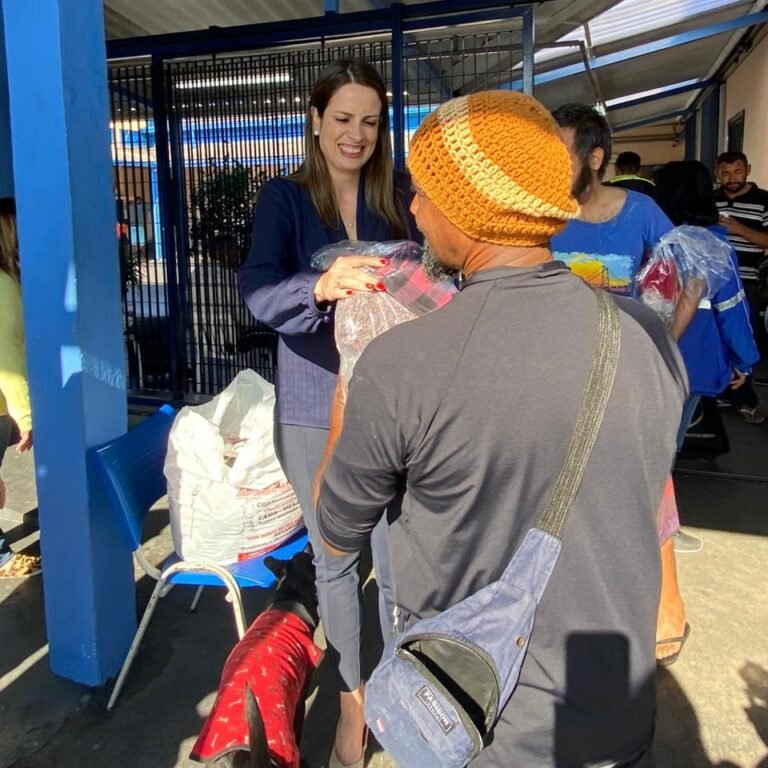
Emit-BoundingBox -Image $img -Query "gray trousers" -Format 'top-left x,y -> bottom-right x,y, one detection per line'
275,423 -> 393,692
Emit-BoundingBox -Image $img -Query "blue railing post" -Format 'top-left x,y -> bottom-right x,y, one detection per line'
685,111 -> 699,161
700,85 -> 721,173
391,1 -> 405,171
0,6 -> 14,196
150,55 -> 183,398
168,92 -> 193,396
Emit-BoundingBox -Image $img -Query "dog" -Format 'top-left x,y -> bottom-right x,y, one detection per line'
191,549 -> 322,768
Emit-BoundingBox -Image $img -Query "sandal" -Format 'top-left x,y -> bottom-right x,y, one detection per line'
0,553 -> 42,578
656,622 -> 690,667
738,407 -> 766,424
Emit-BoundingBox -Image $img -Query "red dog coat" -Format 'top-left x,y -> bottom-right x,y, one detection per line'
191,609 -> 323,767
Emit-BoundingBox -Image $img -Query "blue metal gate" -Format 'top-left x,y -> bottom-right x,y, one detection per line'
107,1 -> 535,401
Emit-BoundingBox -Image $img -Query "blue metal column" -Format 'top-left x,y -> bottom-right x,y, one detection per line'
391,1 -> 405,171
0,5 -> 13,195
3,0 -> 133,684
700,86 -> 720,173
684,112 -> 698,161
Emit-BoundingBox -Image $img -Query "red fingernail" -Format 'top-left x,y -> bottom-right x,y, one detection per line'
376,282 -> 386,291
380,259 -> 390,265
346,290 -> 354,296
366,283 -> 375,289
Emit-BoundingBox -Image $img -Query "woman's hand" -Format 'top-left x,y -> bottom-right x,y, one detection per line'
313,256 -> 388,304
16,430 -> 32,452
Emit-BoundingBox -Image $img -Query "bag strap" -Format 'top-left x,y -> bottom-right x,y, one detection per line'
537,288 -> 621,539
388,288 -> 621,633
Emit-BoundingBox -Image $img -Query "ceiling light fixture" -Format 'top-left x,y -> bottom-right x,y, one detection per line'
176,73 -> 291,89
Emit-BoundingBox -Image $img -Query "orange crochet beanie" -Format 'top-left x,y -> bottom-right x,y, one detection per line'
407,91 -> 579,246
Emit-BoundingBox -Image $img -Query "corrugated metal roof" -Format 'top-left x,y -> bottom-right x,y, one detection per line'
102,0 -> 767,131
562,0 -> 744,48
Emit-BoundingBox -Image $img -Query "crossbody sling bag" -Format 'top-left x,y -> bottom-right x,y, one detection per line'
365,288 -> 621,768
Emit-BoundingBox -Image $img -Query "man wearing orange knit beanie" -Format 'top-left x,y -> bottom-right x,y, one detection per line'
317,91 -> 687,766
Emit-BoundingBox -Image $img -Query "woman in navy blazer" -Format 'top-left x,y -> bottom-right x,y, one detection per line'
239,59 -> 418,768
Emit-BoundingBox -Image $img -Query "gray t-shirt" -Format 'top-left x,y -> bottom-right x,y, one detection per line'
318,263 -> 687,766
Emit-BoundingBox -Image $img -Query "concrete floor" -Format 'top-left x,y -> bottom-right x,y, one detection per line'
0,401 -> 767,768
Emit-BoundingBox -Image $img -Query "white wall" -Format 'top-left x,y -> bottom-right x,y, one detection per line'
723,31 -> 768,187
607,123 -> 685,179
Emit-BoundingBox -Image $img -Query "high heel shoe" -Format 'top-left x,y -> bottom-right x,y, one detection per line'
328,726 -> 368,768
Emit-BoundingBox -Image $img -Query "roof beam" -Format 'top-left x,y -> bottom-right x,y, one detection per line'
503,11 -> 768,90
613,109 -> 691,133
106,0 -> 536,60
606,79 -> 713,112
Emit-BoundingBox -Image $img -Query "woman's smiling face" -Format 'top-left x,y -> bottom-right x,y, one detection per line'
312,83 -> 382,179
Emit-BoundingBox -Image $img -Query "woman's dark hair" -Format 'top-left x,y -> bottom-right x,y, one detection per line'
551,103 -> 612,178
0,197 -> 19,280
292,59 -> 407,238
655,161 -> 718,227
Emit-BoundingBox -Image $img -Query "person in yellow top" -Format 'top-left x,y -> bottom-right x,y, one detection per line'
0,197 -> 38,578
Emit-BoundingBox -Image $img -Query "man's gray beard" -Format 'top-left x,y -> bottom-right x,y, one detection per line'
421,241 -> 461,283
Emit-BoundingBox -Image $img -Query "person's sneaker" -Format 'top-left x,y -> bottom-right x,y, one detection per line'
672,530 -> 703,553
0,553 -> 42,578
716,398 -> 732,408
737,407 -> 766,424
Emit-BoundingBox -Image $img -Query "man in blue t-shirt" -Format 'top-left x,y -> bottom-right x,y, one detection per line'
549,103 -> 697,669
550,114 -> 672,299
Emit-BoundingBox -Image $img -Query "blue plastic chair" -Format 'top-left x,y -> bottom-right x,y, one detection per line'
88,404 -> 308,710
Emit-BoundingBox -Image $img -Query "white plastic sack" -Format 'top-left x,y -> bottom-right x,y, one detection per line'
164,370 -> 303,565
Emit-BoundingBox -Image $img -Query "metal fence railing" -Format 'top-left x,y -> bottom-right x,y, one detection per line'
108,3 -> 531,401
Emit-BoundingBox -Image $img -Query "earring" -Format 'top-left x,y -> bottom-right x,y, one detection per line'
313,129 -> 320,136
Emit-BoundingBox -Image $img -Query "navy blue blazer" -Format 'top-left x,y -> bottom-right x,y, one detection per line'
239,171 -> 419,428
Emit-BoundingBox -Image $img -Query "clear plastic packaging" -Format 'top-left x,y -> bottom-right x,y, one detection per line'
311,240 -> 456,391
636,225 -> 734,325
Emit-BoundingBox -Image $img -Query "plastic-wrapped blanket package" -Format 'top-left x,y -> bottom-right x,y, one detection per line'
164,370 -> 303,565
635,225 -> 734,325
311,240 -> 457,392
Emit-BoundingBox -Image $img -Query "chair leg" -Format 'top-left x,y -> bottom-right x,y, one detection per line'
189,585 -> 204,613
226,586 -> 247,640
107,578 -> 166,711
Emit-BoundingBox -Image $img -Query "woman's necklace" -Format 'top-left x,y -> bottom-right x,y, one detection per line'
341,212 -> 356,234
337,185 -> 358,234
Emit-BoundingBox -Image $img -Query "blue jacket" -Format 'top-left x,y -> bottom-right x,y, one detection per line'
677,225 -> 759,396
238,172 -> 418,428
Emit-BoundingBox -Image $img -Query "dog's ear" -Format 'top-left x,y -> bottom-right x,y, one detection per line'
263,556 -> 286,582
245,687 -> 271,768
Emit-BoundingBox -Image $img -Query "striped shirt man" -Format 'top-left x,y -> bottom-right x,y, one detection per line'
714,153 -> 768,284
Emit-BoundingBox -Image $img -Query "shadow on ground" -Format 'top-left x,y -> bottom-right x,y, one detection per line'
1,387 -> 766,767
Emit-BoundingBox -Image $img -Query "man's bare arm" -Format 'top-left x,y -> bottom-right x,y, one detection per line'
721,216 -> 768,249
